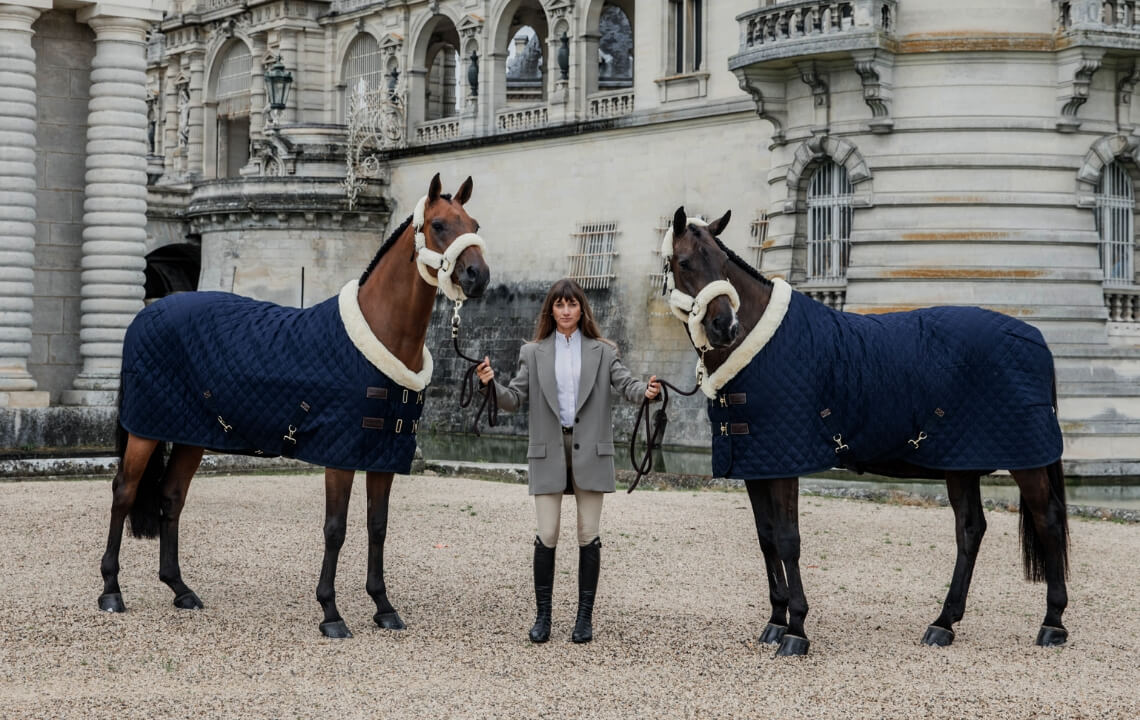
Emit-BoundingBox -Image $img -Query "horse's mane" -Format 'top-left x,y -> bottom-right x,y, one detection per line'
714,236 -> 773,287
360,193 -> 453,284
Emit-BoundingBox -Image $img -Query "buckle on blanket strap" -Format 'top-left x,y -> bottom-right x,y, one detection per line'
908,431 -> 928,449
281,400 -> 311,458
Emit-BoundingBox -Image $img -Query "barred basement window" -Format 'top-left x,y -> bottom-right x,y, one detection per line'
806,161 -> 853,282
1096,160 -> 1135,287
569,222 -> 620,290
748,211 -> 769,269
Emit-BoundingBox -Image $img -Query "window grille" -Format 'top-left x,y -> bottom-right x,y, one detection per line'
748,211 -> 769,269
215,43 -> 251,117
1096,161 -> 1135,287
343,34 -> 384,120
806,161 -> 853,282
569,222 -> 620,290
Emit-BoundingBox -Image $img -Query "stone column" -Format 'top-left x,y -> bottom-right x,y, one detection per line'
248,32 -> 267,140
161,59 -> 179,180
63,14 -> 151,406
278,29 -> 298,125
0,2 -> 48,408
186,49 -> 205,177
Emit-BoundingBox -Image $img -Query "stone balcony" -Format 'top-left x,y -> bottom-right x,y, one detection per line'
1056,0 -> 1140,51
730,0 -> 898,69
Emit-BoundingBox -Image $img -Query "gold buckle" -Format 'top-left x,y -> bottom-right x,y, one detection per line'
908,431 -> 928,449
832,434 -> 849,453
217,416 -> 232,433
283,425 -> 298,444
720,422 -> 728,436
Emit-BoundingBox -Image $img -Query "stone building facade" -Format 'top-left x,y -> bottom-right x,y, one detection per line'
2,0 -> 1138,475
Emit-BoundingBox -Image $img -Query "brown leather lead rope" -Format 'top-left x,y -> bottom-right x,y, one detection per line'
450,303 -> 498,435
628,378 -> 700,493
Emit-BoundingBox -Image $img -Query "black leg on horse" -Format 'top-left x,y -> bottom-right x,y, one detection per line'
366,471 -> 405,630
317,468 -> 355,638
748,477 -> 809,657
158,444 -> 205,610
1012,465 -> 1070,647
923,472 -> 986,647
98,435 -> 158,613
745,480 -> 790,646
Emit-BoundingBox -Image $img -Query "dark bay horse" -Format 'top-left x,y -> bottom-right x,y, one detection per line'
99,174 -> 489,638
662,206 -> 1069,657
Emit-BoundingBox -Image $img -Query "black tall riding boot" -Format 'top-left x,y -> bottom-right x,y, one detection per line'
572,537 -> 601,644
529,536 -> 555,643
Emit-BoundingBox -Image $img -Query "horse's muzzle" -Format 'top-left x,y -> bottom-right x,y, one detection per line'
707,312 -> 739,348
457,254 -> 490,298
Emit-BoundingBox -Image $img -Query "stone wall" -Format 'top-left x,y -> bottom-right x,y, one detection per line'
30,11 -> 94,403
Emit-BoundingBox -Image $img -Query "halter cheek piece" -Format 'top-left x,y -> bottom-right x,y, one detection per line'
660,217 -> 742,357
412,194 -> 487,302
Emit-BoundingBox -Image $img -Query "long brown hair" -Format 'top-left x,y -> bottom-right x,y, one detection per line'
532,278 -> 613,346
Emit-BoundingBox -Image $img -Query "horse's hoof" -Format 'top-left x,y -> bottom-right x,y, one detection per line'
774,634 -> 810,657
758,623 -> 787,645
1036,625 -> 1068,647
98,593 -> 125,613
374,611 -> 406,631
320,620 -> 353,639
173,591 -> 204,610
922,625 -> 955,647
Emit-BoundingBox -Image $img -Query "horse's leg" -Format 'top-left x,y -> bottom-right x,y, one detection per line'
922,471 -> 986,647
316,467 -> 355,638
157,444 -> 205,609
98,433 -> 159,612
1012,462 -> 1070,646
366,471 -> 405,630
748,477 -> 808,657
744,479 -> 791,645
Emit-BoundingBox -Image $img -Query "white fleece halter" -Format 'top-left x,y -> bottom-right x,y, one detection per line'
412,194 -> 487,302
660,217 -> 741,352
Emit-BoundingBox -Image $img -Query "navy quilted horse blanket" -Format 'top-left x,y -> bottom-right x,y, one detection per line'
706,280 -> 1063,480
119,281 -> 430,473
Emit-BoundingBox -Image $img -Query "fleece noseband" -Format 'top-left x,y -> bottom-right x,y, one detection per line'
660,217 -> 741,352
411,194 -> 486,302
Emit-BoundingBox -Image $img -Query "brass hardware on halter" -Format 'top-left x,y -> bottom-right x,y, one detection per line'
217,416 -> 232,433
283,425 -> 298,445
832,434 -> 849,453
908,431 -> 928,449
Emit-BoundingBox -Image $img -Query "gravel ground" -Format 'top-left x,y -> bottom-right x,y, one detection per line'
1,472 -> 1137,720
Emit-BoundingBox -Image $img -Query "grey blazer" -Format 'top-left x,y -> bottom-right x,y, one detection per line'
492,334 -> 648,494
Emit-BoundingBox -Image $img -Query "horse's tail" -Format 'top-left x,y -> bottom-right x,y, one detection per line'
116,377 -> 166,540
1019,458 -> 1069,582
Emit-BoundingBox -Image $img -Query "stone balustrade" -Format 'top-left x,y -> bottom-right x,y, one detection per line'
1105,287 -> 1140,322
736,0 -> 897,63
496,105 -> 547,133
801,285 -> 846,311
587,89 -> 635,119
415,117 -> 462,144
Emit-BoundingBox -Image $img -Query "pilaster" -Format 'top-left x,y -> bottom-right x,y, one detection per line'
0,2 -> 49,407
63,14 -> 151,406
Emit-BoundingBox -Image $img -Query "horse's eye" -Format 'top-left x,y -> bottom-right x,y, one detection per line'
678,259 -> 691,270
431,220 -> 445,232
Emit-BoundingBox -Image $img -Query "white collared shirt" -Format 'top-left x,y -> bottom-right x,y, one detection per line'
554,329 -> 581,428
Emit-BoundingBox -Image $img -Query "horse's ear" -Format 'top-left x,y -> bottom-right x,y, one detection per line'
708,210 -> 732,236
455,176 -> 473,205
428,173 -> 442,202
673,207 -> 687,237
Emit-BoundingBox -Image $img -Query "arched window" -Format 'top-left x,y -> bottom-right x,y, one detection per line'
598,4 -> 633,89
425,44 -> 460,120
1096,160 -> 1135,286
214,42 -> 251,178
806,160 -> 853,281
343,33 -> 384,120
506,26 -> 544,101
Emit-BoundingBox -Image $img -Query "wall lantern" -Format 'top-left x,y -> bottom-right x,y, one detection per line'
264,55 -> 293,126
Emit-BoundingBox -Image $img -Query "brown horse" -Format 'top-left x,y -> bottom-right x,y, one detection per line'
663,206 -> 1069,657
98,174 -> 489,638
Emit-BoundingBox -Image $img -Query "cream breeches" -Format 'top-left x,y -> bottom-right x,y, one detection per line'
533,433 -> 604,547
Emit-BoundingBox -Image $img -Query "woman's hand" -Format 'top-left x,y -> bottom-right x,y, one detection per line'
645,375 -> 661,400
476,356 -> 494,386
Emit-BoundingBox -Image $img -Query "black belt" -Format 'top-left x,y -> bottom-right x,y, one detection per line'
561,426 -> 573,434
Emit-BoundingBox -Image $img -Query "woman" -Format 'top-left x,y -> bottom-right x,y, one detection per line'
476,278 -> 661,644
